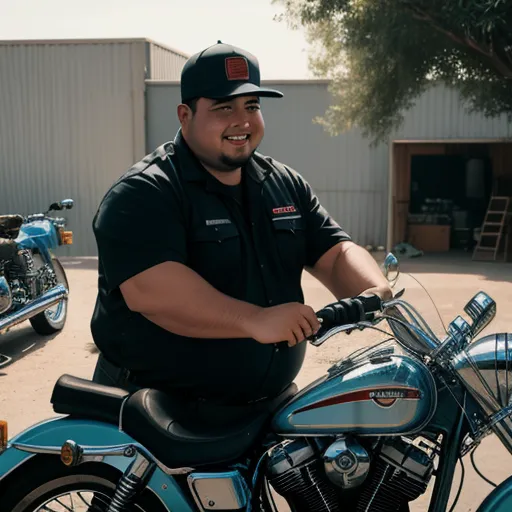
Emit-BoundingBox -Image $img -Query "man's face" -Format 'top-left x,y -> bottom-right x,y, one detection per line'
178,95 -> 265,172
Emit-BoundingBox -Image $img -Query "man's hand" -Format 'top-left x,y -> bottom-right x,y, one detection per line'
243,303 -> 321,347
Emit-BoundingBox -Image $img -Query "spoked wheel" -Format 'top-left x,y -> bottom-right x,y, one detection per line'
0,458 -> 167,512
29,256 -> 69,335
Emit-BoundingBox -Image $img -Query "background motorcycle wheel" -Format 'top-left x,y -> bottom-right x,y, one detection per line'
30,256 -> 69,335
0,456 -> 168,512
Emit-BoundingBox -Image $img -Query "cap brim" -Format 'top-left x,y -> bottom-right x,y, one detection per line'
208,82 -> 283,99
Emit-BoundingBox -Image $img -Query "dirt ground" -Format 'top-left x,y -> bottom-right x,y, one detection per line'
1,252 -> 512,511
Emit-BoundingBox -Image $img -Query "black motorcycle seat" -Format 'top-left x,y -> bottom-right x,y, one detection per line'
51,374 -> 130,425
0,215 -> 24,240
121,384 -> 298,469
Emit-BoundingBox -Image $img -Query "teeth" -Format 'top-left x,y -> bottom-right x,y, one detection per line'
227,135 -> 248,140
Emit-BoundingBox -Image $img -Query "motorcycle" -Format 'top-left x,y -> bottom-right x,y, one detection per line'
0,253 -> 511,511
0,199 -> 74,368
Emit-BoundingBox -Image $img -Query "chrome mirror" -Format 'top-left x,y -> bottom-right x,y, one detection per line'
48,199 -> 74,212
60,199 -> 74,210
382,252 -> 400,288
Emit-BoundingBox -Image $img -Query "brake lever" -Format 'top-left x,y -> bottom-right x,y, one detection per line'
308,316 -> 385,347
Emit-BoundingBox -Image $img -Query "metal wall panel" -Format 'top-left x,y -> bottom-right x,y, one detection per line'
146,41 -> 188,80
392,83 -> 512,140
145,80 -> 389,247
146,80 -> 512,248
0,40 -> 147,256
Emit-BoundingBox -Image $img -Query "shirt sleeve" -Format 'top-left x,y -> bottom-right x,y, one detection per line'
294,171 -> 352,267
93,169 -> 188,292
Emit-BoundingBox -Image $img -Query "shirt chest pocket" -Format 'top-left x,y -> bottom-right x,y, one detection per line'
272,216 -> 307,270
189,222 -> 242,288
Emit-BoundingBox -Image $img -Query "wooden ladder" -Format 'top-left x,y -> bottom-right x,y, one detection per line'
473,196 -> 510,261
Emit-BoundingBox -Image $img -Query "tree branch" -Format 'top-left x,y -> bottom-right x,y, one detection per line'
398,1 -> 512,78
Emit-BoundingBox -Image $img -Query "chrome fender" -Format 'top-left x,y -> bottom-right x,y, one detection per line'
477,475 -> 512,512
0,417 -> 195,511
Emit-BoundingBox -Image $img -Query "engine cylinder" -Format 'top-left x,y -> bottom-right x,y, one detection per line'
356,437 -> 433,512
266,439 -> 340,512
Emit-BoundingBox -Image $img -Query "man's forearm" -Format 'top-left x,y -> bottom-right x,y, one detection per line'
310,242 -> 392,301
120,261 -> 262,339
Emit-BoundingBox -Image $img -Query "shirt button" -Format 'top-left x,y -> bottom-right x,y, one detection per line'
260,264 -> 264,269
269,299 -> 274,305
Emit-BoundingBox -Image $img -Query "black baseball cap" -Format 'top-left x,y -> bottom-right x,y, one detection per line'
180,41 -> 283,103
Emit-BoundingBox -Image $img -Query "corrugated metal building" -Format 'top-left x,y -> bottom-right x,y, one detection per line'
2,37 -> 511,256
0,38 -> 188,256
146,80 -> 512,254
146,79 -> 389,249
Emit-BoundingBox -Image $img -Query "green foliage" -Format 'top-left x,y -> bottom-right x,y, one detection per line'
274,0 -> 512,144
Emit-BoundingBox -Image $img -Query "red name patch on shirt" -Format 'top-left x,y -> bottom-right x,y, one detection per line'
272,206 -> 296,215
225,57 -> 250,81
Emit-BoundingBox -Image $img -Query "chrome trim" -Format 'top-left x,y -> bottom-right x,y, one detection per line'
0,284 -> 68,334
0,276 -> 12,315
118,395 -> 129,432
12,439 -> 196,476
10,443 -> 62,455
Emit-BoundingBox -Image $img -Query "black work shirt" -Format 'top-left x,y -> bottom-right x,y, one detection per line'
90,130 -> 351,402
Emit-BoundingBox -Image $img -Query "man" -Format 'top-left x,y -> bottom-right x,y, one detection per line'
90,41 -> 391,405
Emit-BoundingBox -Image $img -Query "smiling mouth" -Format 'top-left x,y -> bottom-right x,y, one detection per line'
225,134 -> 250,143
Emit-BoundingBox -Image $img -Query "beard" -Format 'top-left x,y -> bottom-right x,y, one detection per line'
198,149 -> 256,173
217,151 -> 255,172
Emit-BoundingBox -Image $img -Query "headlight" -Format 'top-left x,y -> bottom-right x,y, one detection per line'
452,333 -> 512,454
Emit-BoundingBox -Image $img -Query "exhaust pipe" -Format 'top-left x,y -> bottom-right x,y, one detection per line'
0,284 -> 68,335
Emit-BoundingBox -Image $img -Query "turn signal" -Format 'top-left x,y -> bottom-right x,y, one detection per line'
60,230 -> 73,245
0,421 -> 8,453
60,440 -> 81,467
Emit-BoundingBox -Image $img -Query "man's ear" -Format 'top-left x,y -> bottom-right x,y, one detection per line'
177,104 -> 192,125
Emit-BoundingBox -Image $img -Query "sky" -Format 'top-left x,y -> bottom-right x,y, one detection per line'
0,0 -> 313,80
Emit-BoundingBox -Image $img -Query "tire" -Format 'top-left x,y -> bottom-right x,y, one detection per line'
29,256 -> 69,335
0,456 -> 168,512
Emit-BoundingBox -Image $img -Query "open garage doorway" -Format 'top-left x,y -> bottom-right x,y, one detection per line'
388,141 -> 512,260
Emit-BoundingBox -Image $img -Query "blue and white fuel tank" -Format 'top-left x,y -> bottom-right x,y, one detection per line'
272,342 -> 437,436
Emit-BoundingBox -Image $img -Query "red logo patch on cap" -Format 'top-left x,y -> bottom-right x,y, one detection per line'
225,57 -> 249,81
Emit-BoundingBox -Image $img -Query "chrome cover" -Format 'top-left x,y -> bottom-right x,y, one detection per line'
0,276 -> 12,315
451,333 -> 512,454
187,471 -> 248,511
323,436 -> 370,489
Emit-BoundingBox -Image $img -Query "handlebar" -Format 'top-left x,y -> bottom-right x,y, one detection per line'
310,294 -> 383,346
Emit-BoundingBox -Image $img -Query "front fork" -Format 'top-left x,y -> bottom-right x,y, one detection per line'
60,440 -> 157,511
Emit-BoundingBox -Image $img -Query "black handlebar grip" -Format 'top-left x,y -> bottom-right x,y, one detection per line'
315,295 -> 382,331
358,294 -> 383,313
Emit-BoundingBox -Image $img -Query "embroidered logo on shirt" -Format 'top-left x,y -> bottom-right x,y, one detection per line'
272,206 -> 296,215
206,219 -> 231,226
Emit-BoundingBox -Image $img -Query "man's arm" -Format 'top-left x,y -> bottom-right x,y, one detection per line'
307,241 -> 392,301
120,261 -> 260,338
120,261 -> 319,344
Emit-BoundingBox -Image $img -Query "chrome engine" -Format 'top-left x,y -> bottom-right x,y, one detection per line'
1,249 -> 57,307
266,436 -> 434,512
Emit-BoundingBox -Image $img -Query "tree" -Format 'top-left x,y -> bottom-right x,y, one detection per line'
274,0 -> 512,144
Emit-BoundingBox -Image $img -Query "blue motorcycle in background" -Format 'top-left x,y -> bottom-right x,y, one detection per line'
0,199 -> 74,368
0,253 -> 511,511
